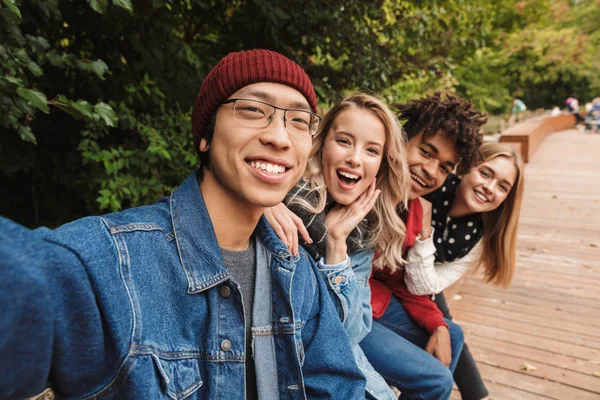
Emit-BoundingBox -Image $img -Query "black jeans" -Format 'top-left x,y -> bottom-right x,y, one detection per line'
434,293 -> 489,400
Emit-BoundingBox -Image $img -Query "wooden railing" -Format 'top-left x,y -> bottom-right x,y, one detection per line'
499,114 -> 576,163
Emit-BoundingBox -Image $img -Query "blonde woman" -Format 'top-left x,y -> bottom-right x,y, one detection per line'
404,142 -> 525,400
265,92 -> 461,399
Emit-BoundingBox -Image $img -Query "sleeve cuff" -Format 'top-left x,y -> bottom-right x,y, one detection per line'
415,227 -> 435,244
423,314 -> 448,334
317,254 -> 350,271
408,230 -> 437,259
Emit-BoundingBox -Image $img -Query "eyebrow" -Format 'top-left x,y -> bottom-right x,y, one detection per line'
422,140 -> 456,169
481,166 -> 514,187
237,89 -> 311,111
336,130 -> 384,148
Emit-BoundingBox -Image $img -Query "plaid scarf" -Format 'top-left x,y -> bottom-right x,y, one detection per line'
285,180 -> 369,261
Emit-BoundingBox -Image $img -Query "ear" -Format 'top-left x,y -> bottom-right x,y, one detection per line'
199,138 -> 209,152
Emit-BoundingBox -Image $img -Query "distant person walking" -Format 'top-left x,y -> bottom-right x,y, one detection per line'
566,94 -> 584,124
509,98 -> 527,125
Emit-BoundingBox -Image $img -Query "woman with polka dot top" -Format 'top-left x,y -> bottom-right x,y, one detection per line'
403,142 -> 524,400
404,142 -> 525,297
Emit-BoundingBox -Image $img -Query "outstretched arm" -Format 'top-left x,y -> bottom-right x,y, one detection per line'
0,218 -> 54,399
0,217 -> 127,399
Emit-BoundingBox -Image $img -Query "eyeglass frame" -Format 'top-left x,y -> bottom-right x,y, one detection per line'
221,98 -> 322,137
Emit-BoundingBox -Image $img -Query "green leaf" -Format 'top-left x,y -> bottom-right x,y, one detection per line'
18,126 -> 36,144
15,49 -> 30,63
112,0 -> 133,14
72,100 -> 94,118
47,51 -> 66,67
2,0 -> 21,19
26,35 -> 50,51
26,61 -> 43,77
16,87 -> 49,113
3,76 -> 22,86
88,0 -> 108,14
110,197 -> 122,211
93,102 -> 118,127
79,59 -> 110,80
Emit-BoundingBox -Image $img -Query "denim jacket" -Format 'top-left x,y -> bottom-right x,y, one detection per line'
0,173 -> 365,400
317,250 -> 396,400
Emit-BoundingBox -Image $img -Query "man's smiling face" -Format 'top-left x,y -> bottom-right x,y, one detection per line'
406,131 -> 459,199
200,82 -> 313,210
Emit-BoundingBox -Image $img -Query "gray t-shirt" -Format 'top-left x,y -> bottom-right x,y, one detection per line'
221,239 -> 257,400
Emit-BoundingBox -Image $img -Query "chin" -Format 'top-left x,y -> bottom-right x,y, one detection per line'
468,201 -> 486,214
248,188 -> 290,208
329,191 -> 358,206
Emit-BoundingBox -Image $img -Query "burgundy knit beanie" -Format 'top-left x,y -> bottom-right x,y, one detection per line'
191,49 -> 317,155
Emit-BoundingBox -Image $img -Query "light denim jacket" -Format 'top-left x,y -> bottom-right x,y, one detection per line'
318,249 -> 396,400
0,173 -> 365,400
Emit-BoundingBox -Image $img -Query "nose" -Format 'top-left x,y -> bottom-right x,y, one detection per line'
482,180 -> 495,194
422,159 -> 439,179
345,148 -> 362,168
259,109 -> 291,150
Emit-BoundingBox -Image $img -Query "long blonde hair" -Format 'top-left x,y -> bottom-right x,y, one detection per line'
290,92 -> 411,271
475,142 -> 525,287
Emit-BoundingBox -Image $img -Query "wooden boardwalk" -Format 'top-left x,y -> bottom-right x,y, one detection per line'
450,129 -> 600,399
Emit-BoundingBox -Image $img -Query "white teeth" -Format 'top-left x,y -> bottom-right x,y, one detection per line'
249,161 -> 285,174
474,191 -> 487,202
339,171 -> 359,180
411,173 -> 427,187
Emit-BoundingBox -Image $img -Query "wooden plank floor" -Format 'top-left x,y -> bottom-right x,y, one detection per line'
450,130 -> 600,400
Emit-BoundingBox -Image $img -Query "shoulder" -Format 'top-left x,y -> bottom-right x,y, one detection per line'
294,247 -> 321,294
47,198 -> 172,263
100,197 -> 172,230
55,197 -> 170,236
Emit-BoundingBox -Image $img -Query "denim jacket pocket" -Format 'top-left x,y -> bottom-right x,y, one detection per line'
151,355 -> 203,400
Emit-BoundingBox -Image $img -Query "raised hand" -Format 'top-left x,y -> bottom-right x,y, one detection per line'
263,202 -> 313,256
324,180 -> 381,264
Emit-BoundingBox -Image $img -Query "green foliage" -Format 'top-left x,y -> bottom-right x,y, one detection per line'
497,1 -> 600,108
2,0 -> 21,19
1,0 -> 599,227
454,48 -> 512,114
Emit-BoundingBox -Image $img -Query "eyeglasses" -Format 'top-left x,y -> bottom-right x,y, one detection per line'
221,98 -> 321,137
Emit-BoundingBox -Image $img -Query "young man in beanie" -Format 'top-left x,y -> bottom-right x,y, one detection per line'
0,49 -> 365,399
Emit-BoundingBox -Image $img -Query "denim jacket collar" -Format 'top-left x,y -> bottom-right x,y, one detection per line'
170,173 -> 296,294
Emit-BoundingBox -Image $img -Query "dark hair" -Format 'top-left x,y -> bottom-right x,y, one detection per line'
394,92 -> 487,174
197,114 -> 217,180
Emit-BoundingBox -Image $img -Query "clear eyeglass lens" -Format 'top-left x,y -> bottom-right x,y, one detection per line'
233,99 -> 317,136
233,100 -> 272,126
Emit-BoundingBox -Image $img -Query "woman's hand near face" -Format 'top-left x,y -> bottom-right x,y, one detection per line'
264,203 -> 312,256
418,197 -> 433,240
324,180 -> 381,264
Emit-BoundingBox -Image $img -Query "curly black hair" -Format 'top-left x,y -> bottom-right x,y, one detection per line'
394,92 -> 487,174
